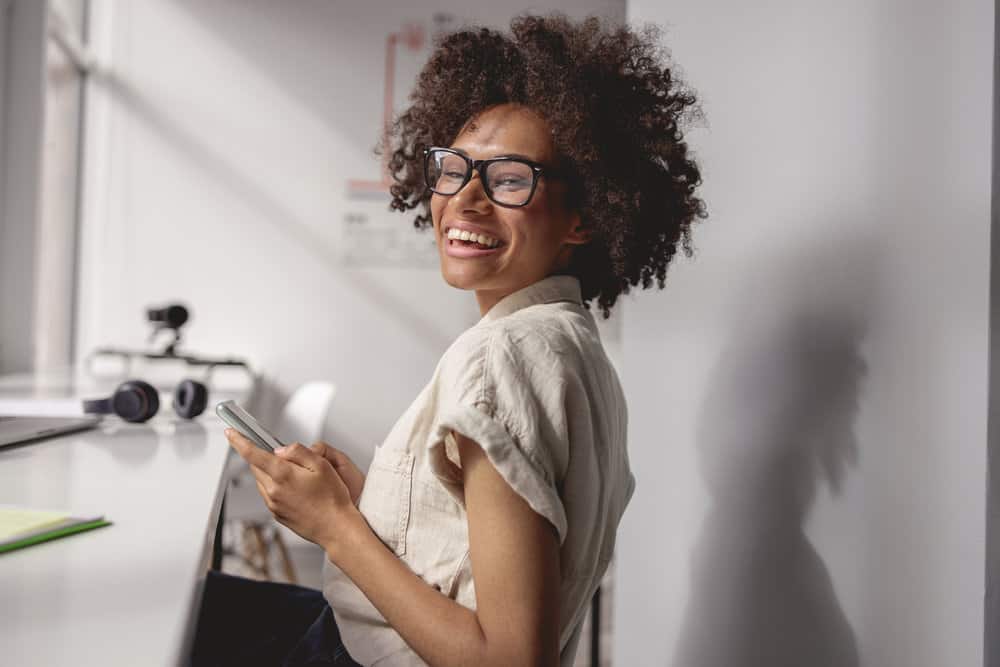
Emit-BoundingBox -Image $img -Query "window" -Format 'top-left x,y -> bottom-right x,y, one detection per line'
0,0 -> 90,373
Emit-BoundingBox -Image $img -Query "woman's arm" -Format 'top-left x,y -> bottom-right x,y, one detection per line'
225,429 -> 561,667
326,431 -> 561,667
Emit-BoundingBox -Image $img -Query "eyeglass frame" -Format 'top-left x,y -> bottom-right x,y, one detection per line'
422,146 -> 561,208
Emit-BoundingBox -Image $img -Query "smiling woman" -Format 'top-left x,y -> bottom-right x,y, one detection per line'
426,104 -> 591,315
319,13 -> 704,667
388,13 -> 707,317
193,13 -> 705,667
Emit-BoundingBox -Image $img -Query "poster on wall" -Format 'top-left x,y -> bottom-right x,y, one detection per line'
339,14 -> 456,268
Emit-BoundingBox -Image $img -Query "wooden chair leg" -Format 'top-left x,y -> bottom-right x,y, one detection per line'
271,526 -> 299,585
238,523 -> 257,575
248,523 -> 272,580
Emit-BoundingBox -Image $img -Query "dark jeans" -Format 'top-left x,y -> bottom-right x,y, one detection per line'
190,571 -> 362,667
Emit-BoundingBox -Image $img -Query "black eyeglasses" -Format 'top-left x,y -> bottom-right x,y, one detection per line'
423,147 -> 559,208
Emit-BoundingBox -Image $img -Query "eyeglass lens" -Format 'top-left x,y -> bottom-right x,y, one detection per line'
427,151 -> 535,206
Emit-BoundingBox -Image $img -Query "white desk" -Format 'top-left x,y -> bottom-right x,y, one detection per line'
0,368 -> 255,666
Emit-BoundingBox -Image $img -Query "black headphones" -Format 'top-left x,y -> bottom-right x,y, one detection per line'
83,379 -> 208,423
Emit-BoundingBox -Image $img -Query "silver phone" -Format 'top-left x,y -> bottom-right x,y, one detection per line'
215,400 -> 284,453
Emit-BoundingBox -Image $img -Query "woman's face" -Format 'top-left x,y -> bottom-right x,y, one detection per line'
430,104 -> 587,314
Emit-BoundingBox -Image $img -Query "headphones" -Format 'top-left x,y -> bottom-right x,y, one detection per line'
83,379 -> 208,423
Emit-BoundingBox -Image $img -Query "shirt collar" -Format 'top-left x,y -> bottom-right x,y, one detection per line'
480,275 -> 583,323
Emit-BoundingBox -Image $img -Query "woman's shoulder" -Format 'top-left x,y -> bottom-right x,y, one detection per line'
443,303 -> 597,383
497,301 -> 601,359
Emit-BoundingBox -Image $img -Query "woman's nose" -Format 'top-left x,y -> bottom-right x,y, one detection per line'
451,172 -> 493,214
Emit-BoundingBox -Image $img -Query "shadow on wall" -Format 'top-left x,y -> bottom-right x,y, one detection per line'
673,231 -> 879,667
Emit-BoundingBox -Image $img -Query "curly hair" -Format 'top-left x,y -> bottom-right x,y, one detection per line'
386,14 -> 707,317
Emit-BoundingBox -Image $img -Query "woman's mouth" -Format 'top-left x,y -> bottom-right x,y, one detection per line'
445,227 -> 501,248
443,227 -> 504,258
445,237 -> 503,258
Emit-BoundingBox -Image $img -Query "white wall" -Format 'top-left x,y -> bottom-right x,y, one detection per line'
75,0 -> 625,471
615,1 -> 993,666
0,1 -> 7,184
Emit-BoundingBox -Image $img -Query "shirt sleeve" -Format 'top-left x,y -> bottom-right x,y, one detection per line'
427,324 -> 571,545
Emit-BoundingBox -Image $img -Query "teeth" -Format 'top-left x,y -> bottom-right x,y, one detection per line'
446,227 -> 499,248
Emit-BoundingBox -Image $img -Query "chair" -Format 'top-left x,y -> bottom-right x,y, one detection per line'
273,381 -> 338,446
222,381 -> 336,583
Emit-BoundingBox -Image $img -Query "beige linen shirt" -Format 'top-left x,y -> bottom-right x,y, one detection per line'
323,275 -> 635,666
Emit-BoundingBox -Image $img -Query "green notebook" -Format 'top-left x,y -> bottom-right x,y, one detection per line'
0,506 -> 111,554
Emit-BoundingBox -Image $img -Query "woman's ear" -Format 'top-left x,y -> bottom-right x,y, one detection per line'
564,213 -> 591,246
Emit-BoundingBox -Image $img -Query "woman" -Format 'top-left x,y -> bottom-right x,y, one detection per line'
193,13 -> 705,667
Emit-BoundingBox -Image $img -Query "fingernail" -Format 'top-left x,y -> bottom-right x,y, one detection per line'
275,446 -> 286,454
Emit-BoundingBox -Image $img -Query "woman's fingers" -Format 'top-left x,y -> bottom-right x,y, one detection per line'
311,443 -> 357,472
274,442 -> 320,471
310,442 -> 344,465
248,464 -> 274,499
311,442 -> 365,505
253,477 -> 271,506
225,429 -> 280,478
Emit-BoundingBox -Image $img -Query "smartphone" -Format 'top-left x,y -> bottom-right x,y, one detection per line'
215,400 -> 284,453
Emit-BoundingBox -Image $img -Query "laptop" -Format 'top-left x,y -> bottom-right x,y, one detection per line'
0,415 -> 100,447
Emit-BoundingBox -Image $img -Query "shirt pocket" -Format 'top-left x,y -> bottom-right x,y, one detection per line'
358,444 -> 414,557
408,474 -> 469,598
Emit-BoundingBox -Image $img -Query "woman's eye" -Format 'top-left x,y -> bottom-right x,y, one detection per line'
492,175 -> 530,189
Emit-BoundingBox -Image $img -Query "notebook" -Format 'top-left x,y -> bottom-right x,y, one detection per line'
0,506 -> 111,554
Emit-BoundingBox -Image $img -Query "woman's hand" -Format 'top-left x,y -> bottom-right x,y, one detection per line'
309,442 -> 365,506
225,429 -> 363,552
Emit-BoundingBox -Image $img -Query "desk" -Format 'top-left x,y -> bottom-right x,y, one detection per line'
0,368 -> 255,666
